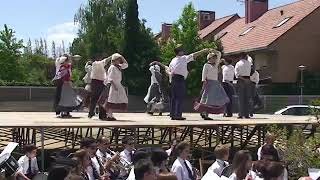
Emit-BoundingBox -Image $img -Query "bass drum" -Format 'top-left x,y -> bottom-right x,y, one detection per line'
221,164 -> 233,178
32,172 -> 48,180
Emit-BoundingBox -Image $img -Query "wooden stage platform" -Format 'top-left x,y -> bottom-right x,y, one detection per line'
0,112 -> 316,128
0,112 -> 318,170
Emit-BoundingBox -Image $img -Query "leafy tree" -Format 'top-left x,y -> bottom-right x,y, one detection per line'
24,38 -> 33,55
0,24 -> 25,81
160,3 -> 217,95
51,41 -> 57,59
44,39 -> 48,57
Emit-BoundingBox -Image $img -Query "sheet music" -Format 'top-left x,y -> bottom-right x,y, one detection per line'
0,142 -> 19,157
309,168 -> 320,180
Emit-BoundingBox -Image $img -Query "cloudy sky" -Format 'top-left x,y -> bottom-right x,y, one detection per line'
0,0 -> 297,50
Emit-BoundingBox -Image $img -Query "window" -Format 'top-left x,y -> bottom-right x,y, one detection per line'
274,17 -> 293,28
239,26 -> 255,36
203,14 -> 211,21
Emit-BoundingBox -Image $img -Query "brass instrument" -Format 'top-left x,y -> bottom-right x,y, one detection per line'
107,149 -> 133,175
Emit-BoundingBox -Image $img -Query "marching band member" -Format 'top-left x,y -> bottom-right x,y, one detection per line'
198,51 -> 229,120
102,53 -> 128,121
95,136 -> 121,180
171,141 -> 195,180
88,55 -> 112,120
221,58 -> 235,117
80,138 -> 102,180
120,136 -> 135,164
168,45 -> 212,120
17,144 -> 39,180
235,53 -> 253,119
202,145 -> 229,179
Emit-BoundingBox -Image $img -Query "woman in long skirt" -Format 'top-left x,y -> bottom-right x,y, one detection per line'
198,50 -> 229,120
54,56 -> 82,118
102,53 -> 128,121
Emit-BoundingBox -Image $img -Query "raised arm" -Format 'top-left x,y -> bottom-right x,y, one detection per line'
191,48 -> 212,60
85,61 -> 92,72
119,57 -> 128,69
149,61 -> 171,76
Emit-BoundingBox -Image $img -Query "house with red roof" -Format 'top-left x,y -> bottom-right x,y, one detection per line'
159,0 -> 320,84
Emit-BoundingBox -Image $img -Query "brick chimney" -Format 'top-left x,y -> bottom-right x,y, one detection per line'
198,11 -> 215,30
161,23 -> 172,40
245,0 -> 268,23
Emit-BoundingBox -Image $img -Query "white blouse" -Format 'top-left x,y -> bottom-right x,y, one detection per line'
202,63 -> 219,82
222,65 -> 235,82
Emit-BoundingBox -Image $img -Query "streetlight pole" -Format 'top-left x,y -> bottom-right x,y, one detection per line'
298,65 -> 306,104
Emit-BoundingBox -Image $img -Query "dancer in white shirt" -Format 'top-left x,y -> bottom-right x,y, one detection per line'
171,141 -> 195,180
235,53 -> 253,119
202,145 -> 229,179
221,59 -> 235,117
102,53 -> 128,121
169,45 -> 212,120
250,70 -> 263,117
83,60 -> 93,108
197,51 -> 229,120
17,144 -> 39,180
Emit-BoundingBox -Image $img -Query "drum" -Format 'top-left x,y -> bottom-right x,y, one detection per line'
221,164 -> 233,178
32,172 -> 48,180
0,153 -> 19,177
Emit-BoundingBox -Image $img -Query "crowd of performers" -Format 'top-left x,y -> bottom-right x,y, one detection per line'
52,45 -> 263,120
10,133 -> 292,180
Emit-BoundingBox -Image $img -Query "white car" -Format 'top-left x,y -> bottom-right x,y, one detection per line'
274,105 -> 320,116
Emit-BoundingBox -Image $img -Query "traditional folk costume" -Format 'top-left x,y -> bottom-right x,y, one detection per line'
235,57 -> 252,119
169,54 -> 194,120
222,64 -> 235,117
53,56 -> 66,116
197,53 -> 229,120
53,63 -> 82,116
250,70 -> 263,116
88,57 -> 111,120
82,61 -> 93,107
102,53 -> 128,120
144,64 -> 165,115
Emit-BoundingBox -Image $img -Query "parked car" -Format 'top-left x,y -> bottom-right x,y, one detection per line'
274,105 -> 320,116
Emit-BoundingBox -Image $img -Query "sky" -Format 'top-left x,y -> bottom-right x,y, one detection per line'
0,0 -> 297,48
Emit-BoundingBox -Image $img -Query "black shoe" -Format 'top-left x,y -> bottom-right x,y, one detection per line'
225,115 -> 233,117
250,114 -> 253,117
237,116 -> 243,119
245,116 -> 251,119
88,114 -> 94,118
173,117 -> 186,120
159,112 -> 163,116
61,114 -> 72,118
200,113 -> 206,119
204,117 -> 213,120
147,112 -> 154,115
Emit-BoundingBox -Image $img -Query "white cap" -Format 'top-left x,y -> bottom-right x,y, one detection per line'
207,52 -> 216,60
111,53 -> 125,62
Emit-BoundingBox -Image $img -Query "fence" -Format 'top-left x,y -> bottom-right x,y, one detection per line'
0,86 -> 319,113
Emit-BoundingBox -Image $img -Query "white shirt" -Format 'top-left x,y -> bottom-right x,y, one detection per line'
150,65 -> 161,84
55,57 -> 66,74
166,148 -> 173,156
91,156 -> 102,177
126,167 -> 135,180
120,149 -> 134,164
250,71 -> 259,84
222,65 -> 235,82
169,54 -> 194,79
202,63 -> 218,81
86,165 -> 96,180
257,144 -> 282,161
235,59 -> 252,78
18,155 -> 39,175
83,62 -> 93,84
171,157 -> 194,180
91,58 -> 110,81
203,159 -> 229,177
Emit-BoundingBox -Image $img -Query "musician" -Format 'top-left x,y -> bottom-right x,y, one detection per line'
257,133 -> 282,161
47,166 -> 70,180
72,150 -> 92,180
134,159 -> 156,180
166,139 -> 179,157
228,150 -> 253,180
95,136 -> 120,180
80,138 -> 102,180
203,145 -> 229,178
171,141 -> 195,180
151,148 -> 169,175
120,136 -> 135,164
17,144 -> 39,180
127,149 -> 152,180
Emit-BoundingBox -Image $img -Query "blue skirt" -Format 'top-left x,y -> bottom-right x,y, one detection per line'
200,80 -> 229,107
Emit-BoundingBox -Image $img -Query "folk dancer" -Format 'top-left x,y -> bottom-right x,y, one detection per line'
53,56 -> 82,117
198,51 -> 229,120
169,45 -> 212,120
235,53 -> 253,119
171,141 -> 195,180
88,56 -> 112,120
17,144 -> 39,180
221,58 -> 235,117
102,53 -> 128,121
82,60 -> 93,108
144,64 -> 164,115
53,55 -> 68,117
202,145 -> 229,179
250,70 -> 263,117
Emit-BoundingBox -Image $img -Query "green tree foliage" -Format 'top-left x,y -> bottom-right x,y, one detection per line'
0,24 -> 25,81
160,3 -> 218,95
123,0 -> 160,94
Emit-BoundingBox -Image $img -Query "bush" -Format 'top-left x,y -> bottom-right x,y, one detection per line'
311,98 -> 320,120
